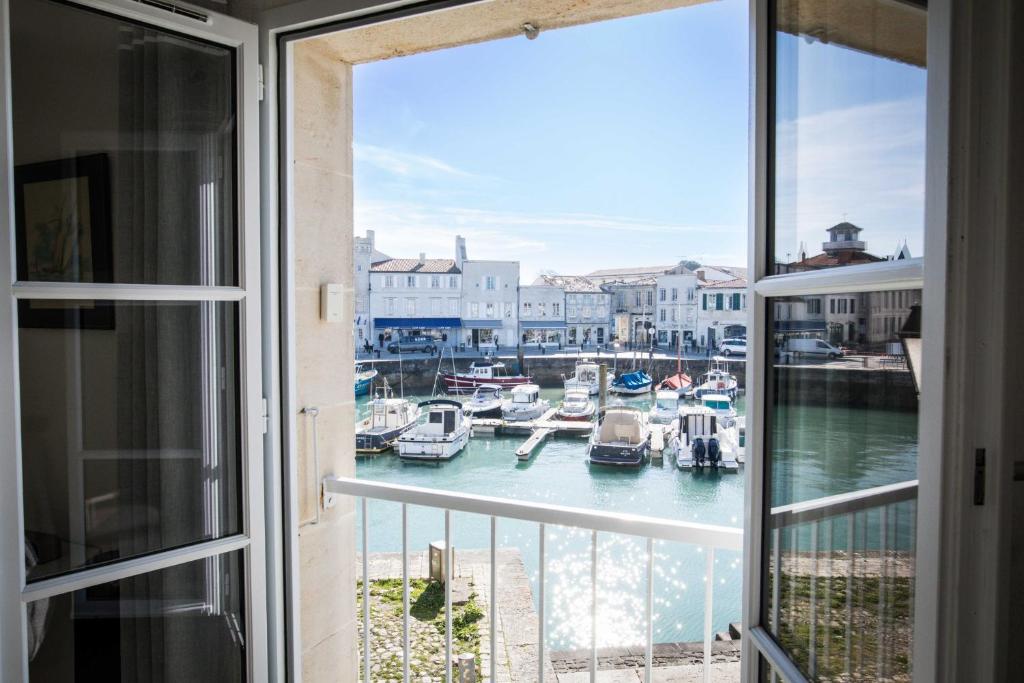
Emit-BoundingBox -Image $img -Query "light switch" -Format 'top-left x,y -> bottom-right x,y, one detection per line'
320,284 -> 344,322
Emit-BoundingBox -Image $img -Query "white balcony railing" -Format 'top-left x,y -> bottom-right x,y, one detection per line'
324,476 -> 744,683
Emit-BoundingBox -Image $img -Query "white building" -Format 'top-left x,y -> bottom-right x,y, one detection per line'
354,230 -> 392,348
655,265 -> 699,350
536,275 -> 612,347
518,284 -> 566,348
696,277 -> 748,349
460,259 -> 519,350
368,254 -> 463,346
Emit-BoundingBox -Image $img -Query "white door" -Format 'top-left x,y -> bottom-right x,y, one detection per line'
0,0 -> 266,680
744,1 -> 928,680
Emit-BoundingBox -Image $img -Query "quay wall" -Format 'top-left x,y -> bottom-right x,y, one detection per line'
361,356 -> 918,411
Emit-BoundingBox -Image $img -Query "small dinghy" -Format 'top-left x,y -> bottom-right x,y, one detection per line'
397,400 -> 471,461
555,389 -> 596,422
587,406 -> 651,467
354,363 -> 378,397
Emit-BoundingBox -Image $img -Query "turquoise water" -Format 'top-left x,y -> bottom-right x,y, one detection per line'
355,387 -> 917,649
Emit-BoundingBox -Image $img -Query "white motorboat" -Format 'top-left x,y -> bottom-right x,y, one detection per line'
355,388 -> 420,453
563,359 -> 614,396
649,390 -> 681,425
690,357 -> 739,398
587,405 -> 651,467
397,400 -> 471,461
501,384 -> 550,422
461,384 -> 504,419
555,389 -> 596,422
699,393 -> 738,426
674,405 -> 740,472
441,360 -> 532,394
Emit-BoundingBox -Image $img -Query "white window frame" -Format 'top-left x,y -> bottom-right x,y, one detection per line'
0,1 -> 269,680
742,1 -> 944,681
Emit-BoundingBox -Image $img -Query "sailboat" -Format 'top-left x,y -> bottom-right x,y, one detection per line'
658,332 -> 693,396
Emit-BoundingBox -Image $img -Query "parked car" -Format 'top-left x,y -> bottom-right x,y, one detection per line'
718,338 -> 747,356
386,335 -> 438,354
784,338 -> 844,359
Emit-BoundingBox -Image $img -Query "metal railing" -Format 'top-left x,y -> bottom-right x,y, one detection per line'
325,476 -> 744,683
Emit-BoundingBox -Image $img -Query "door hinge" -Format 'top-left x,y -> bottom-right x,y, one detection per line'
261,397 -> 269,435
257,64 -> 265,102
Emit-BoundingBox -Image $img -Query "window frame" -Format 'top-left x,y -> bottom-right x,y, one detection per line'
742,1 -> 939,681
0,0 -> 268,680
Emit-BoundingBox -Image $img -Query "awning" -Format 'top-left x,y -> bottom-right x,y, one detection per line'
462,320 -> 503,329
520,321 -> 567,329
373,317 -> 462,329
773,320 -> 826,333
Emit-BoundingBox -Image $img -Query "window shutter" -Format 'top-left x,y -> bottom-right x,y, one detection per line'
702,294 -> 707,310
716,293 -> 723,310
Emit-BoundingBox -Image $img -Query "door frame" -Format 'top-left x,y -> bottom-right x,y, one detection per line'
0,1 -> 267,679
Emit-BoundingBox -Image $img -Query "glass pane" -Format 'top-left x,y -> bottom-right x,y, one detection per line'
19,301 -> 242,581
27,551 -> 245,682
763,290 -> 920,681
10,0 -> 238,286
771,0 -> 927,275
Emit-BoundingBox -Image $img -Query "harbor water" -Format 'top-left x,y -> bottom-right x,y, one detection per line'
355,387 -> 917,650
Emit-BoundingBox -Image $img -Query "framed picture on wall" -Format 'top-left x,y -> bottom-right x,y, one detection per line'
14,154 -> 114,329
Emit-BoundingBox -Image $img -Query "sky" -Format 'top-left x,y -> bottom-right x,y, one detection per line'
353,0 -> 926,281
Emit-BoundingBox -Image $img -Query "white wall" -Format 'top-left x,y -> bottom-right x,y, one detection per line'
460,260 -> 519,346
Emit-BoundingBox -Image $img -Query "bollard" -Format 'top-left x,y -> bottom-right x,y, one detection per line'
457,652 -> 476,682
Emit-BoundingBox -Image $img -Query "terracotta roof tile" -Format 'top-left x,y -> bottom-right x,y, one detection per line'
370,259 -> 460,274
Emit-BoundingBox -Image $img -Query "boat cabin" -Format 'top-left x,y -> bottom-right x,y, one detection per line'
466,361 -> 507,379
701,395 -> 733,413
680,407 -> 717,446
655,391 -> 678,412
370,398 -> 413,428
510,384 -> 541,403
419,401 -> 463,436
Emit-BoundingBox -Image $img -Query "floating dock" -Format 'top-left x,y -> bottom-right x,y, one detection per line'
471,408 -> 593,462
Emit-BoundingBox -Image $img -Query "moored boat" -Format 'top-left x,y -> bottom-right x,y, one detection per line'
674,405 -> 740,472
555,389 -> 596,422
354,363 -> 378,396
461,384 -> 505,419
649,389 -> 680,425
609,369 -> 653,395
690,357 -> 738,398
563,359 -> 614,396
441,360 -> 532,394
501,384 -> 550,422
355,389 -> 420,453
587,405 -> 651,467
397,400 -> 471,461
658,372 -> 693,397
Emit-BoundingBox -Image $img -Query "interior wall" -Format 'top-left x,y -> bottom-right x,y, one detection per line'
290,37 -> 358,683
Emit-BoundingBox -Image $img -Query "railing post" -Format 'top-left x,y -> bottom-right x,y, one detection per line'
591,530 -> 598,683
809,520 -> 818,678
402,503 -> 410,683
771,527 -> 780,683
703,546 -> 714,683
645,537 -> 654,683
445,509 -> 452,683
877,506 -> 887,679
362,497 -> 370,683
845,513 -> 854,677
538,523 -> 546,683
490,515 -> 497,683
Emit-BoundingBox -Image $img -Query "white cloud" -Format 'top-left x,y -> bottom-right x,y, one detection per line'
354,144 -> 477,180
775,97 -> 926,255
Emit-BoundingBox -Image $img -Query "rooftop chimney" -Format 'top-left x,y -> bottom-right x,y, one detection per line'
418,252 -> 426,265
455,235 -> 467,269
696,269 -> 706,281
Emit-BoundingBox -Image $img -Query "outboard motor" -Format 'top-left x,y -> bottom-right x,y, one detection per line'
707,438 -> 721,468
693,437 -> 706,468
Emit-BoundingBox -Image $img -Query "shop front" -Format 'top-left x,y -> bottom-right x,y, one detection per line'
372,317 -> 462,349
520,321 -> 565,349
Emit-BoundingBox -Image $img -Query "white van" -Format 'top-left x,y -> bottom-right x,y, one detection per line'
785,338 -> 844,359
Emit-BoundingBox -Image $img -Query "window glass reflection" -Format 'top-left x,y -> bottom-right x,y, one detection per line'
19,301 -> 242,581
772,0 -> 927,274
28,552 -> 245,682
764,290 -> 920,681
10,0 -> 238,286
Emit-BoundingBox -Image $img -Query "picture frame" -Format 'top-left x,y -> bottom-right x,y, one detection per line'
14,154 -> 115,329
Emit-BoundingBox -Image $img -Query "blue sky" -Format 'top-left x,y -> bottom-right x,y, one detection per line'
354,0 -> 926,280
